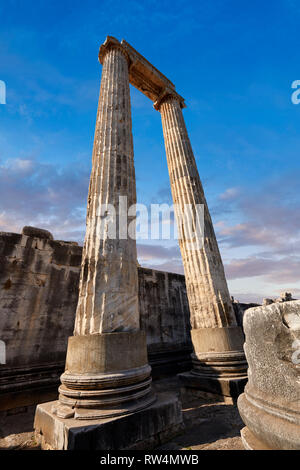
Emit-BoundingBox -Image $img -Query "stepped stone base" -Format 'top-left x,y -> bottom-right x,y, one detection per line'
178,327 -> 248,400
178,371 -> 247,400
34,391 -> 183,450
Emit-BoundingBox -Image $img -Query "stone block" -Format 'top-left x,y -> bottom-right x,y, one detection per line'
178,327 -> 248,399
179,370 -> 247,401
238,301 -> 300,450
34,392 -> 183,450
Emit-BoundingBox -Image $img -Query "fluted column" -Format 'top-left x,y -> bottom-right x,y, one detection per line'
54,37 -> 154,419
160,95 -> 236,329
74,38 -> 138,336
157,94 -> 247,397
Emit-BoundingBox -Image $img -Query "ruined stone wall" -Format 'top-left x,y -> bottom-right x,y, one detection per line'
0,228 -> 192,410
0,229 -> 81,370
0,228 -> 82,410
138,267 -> 192,376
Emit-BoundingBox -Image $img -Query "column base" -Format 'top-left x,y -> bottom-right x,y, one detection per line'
34,391 -> 184,450
179,327 -> 248,400
240,427 -> 272,450
55,382 -> 156,420
238,388 -> 300,450
55,331 -> 155,419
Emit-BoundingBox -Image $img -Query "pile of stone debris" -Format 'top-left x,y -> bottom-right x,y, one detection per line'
263,292 -> 297,306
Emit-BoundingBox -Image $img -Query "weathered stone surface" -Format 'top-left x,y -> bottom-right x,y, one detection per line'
75,37 -> 139,336
121,39 -> 185,108
276,292 -> 296,303
34,392 -> 183,450
0,230 -> 192,411
240,427 -> 272,450
21,226 -> 53,240
55,37 -> 157,421
263,292 -> 297,306
57,331 -> 155,419
238,301 -> 300,450
159,96 -> 236,330
178,326 -> 247,398
138,267 -> 192,376
179,371 -> 247,401
262,298 -> 274,306
0,231 -> 81,376
1,377 -> 247,450
156,93 -> 247,395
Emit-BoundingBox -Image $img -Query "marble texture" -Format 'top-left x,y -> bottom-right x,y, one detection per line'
238,301 -> 300,449
159,95 -> 236,330
74,38 -> 139,336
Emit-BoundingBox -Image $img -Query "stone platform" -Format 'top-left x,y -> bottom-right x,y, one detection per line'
178,371 -> 247,401
34,391 -> 183,450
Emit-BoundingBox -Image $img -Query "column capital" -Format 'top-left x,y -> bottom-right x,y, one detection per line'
153,87 -> 186,111
99,36 -> 130,66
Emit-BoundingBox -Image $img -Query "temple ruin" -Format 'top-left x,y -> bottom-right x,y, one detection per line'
1,36 -> 299,451
32,35 -> 248,449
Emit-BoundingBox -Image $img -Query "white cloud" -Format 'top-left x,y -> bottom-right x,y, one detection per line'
219,187 -> 240,201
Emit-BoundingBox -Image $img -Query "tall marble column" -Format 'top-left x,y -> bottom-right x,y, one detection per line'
74,37 -> 139,336
54,37 -> 155,420
155,92 -> 247,398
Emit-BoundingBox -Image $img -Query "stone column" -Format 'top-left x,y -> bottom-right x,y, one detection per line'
55,37 -> 155,420
34,38 -> 186,450
155,93 -> 247,398
74,38 -> 139,336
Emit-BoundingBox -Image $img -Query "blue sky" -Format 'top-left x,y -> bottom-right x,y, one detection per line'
1,0 -> 300,302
